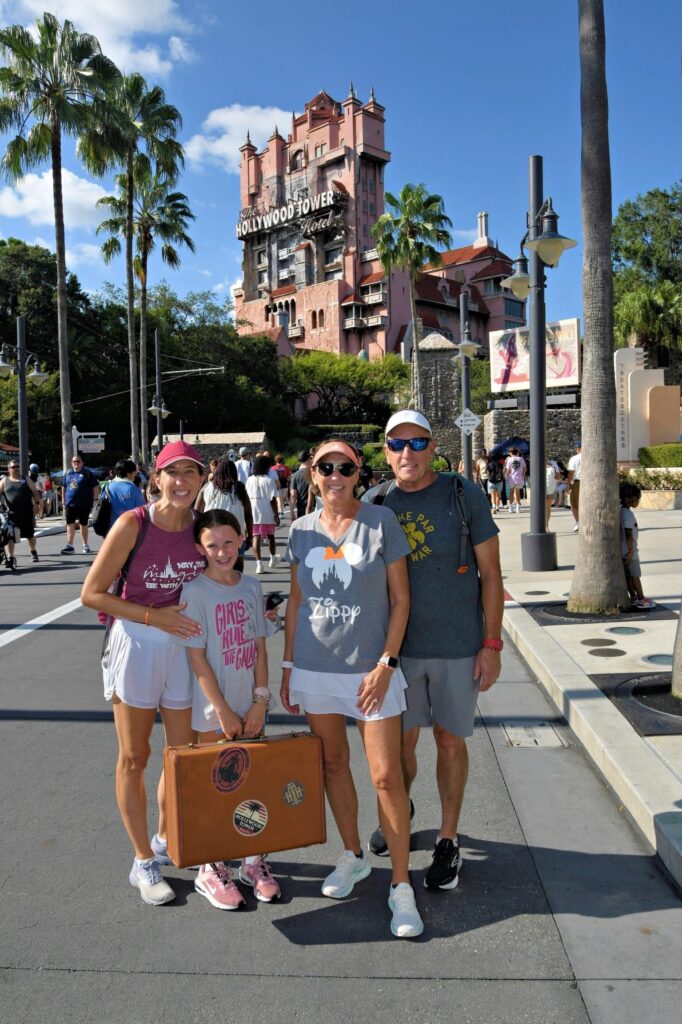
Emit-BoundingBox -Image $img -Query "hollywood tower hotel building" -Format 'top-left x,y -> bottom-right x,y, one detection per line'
234,87 -> 525,357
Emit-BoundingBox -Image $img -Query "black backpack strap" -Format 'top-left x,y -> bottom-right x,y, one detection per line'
453,477 -> 472,575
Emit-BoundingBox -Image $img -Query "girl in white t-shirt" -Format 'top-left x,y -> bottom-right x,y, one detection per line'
245,455 -> 280,573
619,483 -> 653,609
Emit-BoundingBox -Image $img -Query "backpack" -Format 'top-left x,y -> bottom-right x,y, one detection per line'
368,476 -> 472,575
91,482 -> 112,537
487,459 -> 503,483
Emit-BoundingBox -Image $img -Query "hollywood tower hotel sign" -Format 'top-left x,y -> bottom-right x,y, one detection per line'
233,87 -> 414,359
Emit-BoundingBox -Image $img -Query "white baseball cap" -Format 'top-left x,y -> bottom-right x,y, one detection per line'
385,410 -> 433,437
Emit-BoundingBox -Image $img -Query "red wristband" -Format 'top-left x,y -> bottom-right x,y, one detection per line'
481,638 -> 503,652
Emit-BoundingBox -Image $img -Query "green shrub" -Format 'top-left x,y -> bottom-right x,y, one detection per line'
638,443 -> 682,467
431,457 -> 450,472
619,467 -> 682,490
362,442 -> 388,471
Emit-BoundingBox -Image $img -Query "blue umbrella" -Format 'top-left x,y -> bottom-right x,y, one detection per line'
488,436 -> 530,460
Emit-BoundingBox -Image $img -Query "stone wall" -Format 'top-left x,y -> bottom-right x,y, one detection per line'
483,408 -> 582,462
417,333 -> 463,467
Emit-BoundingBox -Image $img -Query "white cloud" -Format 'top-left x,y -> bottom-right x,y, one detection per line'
169,35 -> 196,63
0,169 -> 108,228
186,104 -> 294,174
197,268 -> 213,277
452,229 -> 478,242
66,242 -> 106,268
2,0 -> 193,78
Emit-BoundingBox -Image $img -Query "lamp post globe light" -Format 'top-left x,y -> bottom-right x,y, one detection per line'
0,316 -> 48,476
501,155 -> 576,572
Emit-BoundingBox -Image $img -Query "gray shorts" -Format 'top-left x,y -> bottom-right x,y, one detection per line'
400,656 -> 479,737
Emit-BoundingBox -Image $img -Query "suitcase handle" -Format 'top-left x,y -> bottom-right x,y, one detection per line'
181,730 -> 313,750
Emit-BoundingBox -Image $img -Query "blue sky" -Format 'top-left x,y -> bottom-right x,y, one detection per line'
0,0 -> 680,325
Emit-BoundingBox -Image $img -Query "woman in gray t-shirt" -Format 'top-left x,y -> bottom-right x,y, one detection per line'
281,439 -> 424,939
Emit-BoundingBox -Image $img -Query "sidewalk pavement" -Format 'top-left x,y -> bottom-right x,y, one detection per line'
496,501 -> 682,887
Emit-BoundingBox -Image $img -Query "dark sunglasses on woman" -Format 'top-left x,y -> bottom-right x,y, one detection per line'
314,461 -> 358,477
386,437 -> 430,453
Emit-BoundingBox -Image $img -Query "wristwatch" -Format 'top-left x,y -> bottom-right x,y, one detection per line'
252,687 -> 271,706
377,654 -> 399,670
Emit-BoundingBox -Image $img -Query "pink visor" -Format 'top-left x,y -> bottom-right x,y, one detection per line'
312,441 -> 361,466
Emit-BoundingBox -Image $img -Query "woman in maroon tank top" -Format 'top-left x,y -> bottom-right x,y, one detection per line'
81,441 -> 206,906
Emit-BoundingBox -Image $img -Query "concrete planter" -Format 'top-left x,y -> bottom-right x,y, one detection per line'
637,490 -> 682,510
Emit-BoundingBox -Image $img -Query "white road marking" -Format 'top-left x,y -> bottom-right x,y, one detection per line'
0,598 -> 82,649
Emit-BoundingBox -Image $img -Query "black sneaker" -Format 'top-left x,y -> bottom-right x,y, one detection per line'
368,799 -> 415,857
31,551 -> 39,563
60,544 -> 75,554
424,838 -> 461,890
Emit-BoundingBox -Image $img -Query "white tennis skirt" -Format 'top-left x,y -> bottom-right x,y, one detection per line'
103,618 -> 193,710
290,666 -> 407,721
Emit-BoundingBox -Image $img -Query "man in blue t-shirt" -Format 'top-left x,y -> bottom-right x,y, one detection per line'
60,455 -> 99,554
107,459 -> 145,527
366,410 -> 503,893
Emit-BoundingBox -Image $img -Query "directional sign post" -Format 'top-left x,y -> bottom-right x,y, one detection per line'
455,408 -> 481,437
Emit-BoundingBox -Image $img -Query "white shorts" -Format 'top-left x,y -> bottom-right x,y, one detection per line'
103,618 -> 193,710
290,666 -> 407,720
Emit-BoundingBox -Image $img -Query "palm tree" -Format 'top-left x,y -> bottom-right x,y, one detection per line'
567,0 -> 629,613
371,183 -> 452,409
0,13 -> 119,470
97,167 -> 195,462
614,280 -> 682,360
81,73 -> 183,462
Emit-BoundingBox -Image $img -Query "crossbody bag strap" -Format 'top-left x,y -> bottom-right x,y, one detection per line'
454,477 -> 471,575
101,506 -> 150,655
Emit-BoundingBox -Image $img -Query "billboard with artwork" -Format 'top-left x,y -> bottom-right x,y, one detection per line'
489,318 -> 581,393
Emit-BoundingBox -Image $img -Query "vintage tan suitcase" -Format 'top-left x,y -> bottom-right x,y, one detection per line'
164,732 -> 326,867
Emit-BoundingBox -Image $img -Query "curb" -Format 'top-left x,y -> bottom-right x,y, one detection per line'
503,600 -> 682,889
35,524 -> 66,538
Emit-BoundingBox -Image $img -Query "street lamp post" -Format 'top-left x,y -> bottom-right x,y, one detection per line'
457,289 -> 478,481
501,155 -> 576,571
0,316 -> 48,476
148,327 -> 171,457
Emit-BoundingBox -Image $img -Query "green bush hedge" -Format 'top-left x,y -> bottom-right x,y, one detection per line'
638,443 -> 682,467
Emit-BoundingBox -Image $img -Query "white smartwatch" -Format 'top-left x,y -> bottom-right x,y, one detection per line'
377,654 -> 398,670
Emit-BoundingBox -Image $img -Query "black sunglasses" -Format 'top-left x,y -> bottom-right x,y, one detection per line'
386,437 -> 430,453
314,461 -> 358,477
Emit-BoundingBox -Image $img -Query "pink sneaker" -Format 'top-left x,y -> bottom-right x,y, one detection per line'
239,857 -> 281,902
195,862 -> 245,910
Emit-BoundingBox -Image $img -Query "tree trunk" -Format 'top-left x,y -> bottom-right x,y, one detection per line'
51,122 -> 73,471
568,0 -> 629,613
139,253 -> 149,469
672,603 -> 682,700
126,153 -> 139,462
408,281 -> 422,410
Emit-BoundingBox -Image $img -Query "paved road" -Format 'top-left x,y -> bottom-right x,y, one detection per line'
1,524 -> 680,1024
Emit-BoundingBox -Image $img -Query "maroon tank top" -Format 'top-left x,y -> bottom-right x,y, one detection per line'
121,505 -> 206,608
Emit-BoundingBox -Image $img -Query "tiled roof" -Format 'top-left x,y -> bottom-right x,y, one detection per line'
341,293 -> 360,305
270,284 -> 297,298
419,310 -> 442,329
422,243 -> 507,270
358,270 -> 385,286
414,272 -> 490,316
238,325 -> 285,343
470,258 -> 513,281
331,179 -> 349,193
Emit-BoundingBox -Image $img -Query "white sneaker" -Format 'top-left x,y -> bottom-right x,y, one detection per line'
150,833 -> 173,866
510,505 -> 516,514
269,554 -> 281,568
129,858 -> 175,906
82,544 -> 92,554
321,850 -> 371,899
572,523 -> 579,533
388,882 -> 424,938
256,560 -> 263,573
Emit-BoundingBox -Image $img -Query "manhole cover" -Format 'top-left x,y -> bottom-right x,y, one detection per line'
581,638 -> 617,647
502,721 -> 567,748
606,626 -> 645,636
589,648 -> 627,657
641,654 -> 673,667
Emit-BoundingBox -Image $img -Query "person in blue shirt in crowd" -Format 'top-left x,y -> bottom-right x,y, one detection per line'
108,459 -> 145,526
61,454 -> 100,554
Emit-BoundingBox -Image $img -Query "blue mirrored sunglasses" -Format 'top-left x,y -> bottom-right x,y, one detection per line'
386,437 -> 430,453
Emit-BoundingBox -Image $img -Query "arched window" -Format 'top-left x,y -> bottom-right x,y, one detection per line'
264,305 -> 270,322
290,299 -> 296,324
318,309 -> 325,328
311,310 -> 317,329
